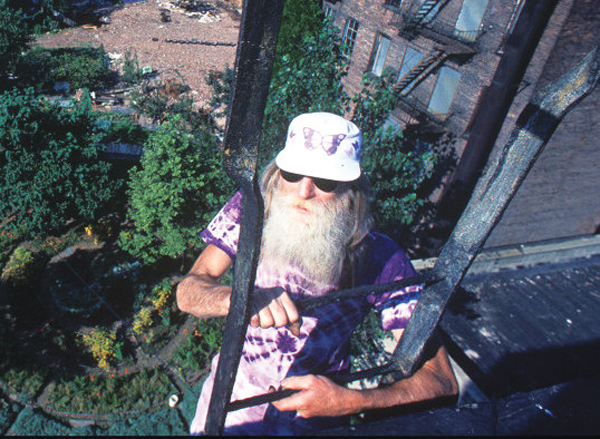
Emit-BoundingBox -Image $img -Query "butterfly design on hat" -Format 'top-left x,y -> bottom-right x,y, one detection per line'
302,127 -> 347,156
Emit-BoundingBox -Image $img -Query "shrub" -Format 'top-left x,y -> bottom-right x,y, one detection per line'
132,307 -> 154,337
78,327 -> 123,371
119,115 -> 234,264
15,45 -> 116,94
0,1 -> 32,88
104,406 -> 187,436
351,69 -> 455,244
1,246 -> 37,284
0,87 -> 121,239
261,21 -> 349,166
171,317 -> 225,382
121,50 -> 146,86
9,408 -> 73,436
0,349 -> 48,403
45,368 -> 173,414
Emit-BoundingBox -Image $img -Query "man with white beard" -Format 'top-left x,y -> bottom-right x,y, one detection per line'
177,112 -> 458,435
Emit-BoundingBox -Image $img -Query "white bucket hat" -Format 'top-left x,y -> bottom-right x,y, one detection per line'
275,112 -> 362,182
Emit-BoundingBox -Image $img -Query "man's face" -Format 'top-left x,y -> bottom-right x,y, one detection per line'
261,170 -> 353,287
277,171 -> 344,218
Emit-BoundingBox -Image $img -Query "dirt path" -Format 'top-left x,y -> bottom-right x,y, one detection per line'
34,0 -> 241,106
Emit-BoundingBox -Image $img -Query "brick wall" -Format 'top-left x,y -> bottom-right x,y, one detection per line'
485,0 -> 600,247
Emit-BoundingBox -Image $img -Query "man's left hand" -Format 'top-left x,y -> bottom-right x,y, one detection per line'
271,374 -> 361,418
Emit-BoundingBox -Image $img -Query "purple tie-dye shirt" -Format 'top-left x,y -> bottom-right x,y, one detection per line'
190,191 -> 421,435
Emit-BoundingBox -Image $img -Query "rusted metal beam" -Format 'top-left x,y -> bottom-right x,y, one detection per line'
203,0 -> 285,435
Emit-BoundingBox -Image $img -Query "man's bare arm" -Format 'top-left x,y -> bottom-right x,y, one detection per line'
272,330 -> 458,418
177,244 -> 300,328
176,244 -> 233,319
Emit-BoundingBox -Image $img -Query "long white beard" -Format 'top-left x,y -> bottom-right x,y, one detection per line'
259,190 -> 354,287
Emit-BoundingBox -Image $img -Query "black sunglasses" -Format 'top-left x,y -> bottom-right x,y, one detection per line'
279,170 -> 339,193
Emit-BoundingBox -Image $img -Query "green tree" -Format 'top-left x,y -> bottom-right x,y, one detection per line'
273,0 -> 325,72
119,115 -> 234,264
0,88 -> 119,239
260,22 -> 350,166
0,1 -> 32,88
351,69 -> 454,246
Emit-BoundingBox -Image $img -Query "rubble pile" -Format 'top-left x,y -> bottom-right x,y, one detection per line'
158,0 -> 221,23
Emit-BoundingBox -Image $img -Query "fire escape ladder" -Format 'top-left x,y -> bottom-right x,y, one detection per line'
393,48 -> 448,96
406,0 -> 445,32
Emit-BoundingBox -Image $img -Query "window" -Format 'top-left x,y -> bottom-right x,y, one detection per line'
324,4 -> 336,21
370,34 -> 391,76
454,0 -> 489,42
342,18 -> 359,56
384,0 -> 402,9
397,47 -> 423,87
427,66 -> 461,120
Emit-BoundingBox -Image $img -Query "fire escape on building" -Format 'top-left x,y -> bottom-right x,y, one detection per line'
385,0 -> 477,131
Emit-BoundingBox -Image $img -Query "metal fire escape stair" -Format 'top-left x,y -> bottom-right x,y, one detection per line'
393,48 -> 449,95
405,0 -> 447,32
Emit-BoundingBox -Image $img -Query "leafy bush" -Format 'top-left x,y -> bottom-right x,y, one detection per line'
0,1 -> 32,88
0,87 -> 121,239
104,406 -> 187,436
121,49 -> 146,86
352,70 -> 456,246
131,278 -> 184,350
0,349 -> 48,403
1,246 -> 37,284
9,408 -> 73,436
45,368 -> 173,414
171,317 -> 225,382
119,115 -> 234,264
15,45 -> 116,94
260,22 -> 350,166
78,327 -> 123,371
95,114 -> 150,145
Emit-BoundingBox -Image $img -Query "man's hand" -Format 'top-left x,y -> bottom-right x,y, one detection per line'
250,287 -> 301,334
271,375 -> 361,418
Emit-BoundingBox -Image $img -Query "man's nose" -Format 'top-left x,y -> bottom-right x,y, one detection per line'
297,177 -> 316,199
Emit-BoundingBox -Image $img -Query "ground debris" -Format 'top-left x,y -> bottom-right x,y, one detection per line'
158,0 -> 222,22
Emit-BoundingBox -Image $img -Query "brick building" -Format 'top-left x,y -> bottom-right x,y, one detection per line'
323,0 -> 599,253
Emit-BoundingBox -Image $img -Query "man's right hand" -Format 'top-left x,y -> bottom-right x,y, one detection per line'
250,287 -> 301,334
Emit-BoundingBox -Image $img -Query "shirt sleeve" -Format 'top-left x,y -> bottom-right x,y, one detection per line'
200,190 -> 243,261
365,233 -> 422,332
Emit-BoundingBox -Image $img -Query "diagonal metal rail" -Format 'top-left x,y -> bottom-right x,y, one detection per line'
203,0 -> 285,435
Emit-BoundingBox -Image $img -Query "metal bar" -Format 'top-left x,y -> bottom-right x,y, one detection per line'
387,45 -> 600,381
297,274 -> 442,312
224,275 -> 442,412
203,1 -> 285,435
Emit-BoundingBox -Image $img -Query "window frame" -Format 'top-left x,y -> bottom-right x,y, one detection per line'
342,18 -> 360,57
427,66 -> 461,120
369,33 -> 392,76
